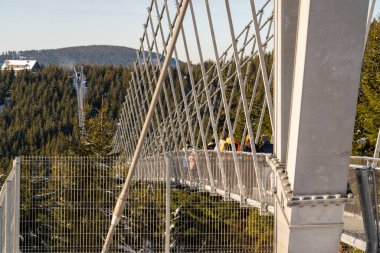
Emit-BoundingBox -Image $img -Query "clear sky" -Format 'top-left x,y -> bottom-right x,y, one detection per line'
1,0 -> 379,62
0,0 -> 151,52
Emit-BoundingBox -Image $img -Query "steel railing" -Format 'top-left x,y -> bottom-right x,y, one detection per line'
0,155 -> 374,252
0,157 -> 20,252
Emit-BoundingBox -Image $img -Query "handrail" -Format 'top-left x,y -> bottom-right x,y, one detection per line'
0,157 -> 20,252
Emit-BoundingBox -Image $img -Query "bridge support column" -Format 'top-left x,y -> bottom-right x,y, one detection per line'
274,1 -> 298,249
274,1 -> 369,252
274,0 -> 298,163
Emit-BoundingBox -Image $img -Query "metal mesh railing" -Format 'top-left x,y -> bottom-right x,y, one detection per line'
19,155 -> 274,252
15,155 -> 380,252
136,152 -> 274,210
134,152 -> 275,252
20,156 -> 125,253
0,158 -> 20,252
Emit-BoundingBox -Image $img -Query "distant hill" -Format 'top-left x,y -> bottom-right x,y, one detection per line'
0,45 -> 174,67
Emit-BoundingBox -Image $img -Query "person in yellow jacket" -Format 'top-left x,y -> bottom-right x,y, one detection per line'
243,135 -> 252,152
218,132 -> 228,151
223,136 -> 241,151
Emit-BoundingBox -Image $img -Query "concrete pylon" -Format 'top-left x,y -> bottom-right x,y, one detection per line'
273,0 -> 299,250
274,0 -> 299,164
274,0 -> 369,252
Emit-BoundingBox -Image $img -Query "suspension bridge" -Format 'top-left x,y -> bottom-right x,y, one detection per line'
0,0 -> 379,252
73,65 -> 87,132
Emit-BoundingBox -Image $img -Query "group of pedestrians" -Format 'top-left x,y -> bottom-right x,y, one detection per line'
205,133 -> 273,154
182,133 -> 273,180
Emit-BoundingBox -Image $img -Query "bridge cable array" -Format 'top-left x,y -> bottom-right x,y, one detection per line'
105,0 -> 276,251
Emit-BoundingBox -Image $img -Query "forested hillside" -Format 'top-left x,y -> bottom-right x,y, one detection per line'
0,45 -> 178,68
0,65 -> 130,175
0,19 -> 379,176
353,19 -> 380,156
0,45 -> 136,67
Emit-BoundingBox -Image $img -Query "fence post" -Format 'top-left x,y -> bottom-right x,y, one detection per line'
165,154 -> 171,253
14,157 -> 21,252
5,180 -> 13,252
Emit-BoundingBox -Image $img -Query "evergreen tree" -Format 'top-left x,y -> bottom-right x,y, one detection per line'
70,98 -> 114,156
353,19 -> 380,156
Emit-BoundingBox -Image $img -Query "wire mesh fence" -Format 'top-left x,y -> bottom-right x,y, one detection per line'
135,152 -> 275,252
20,156 -> 125,252
19,155 -> 378,252
19,155 -> 274,252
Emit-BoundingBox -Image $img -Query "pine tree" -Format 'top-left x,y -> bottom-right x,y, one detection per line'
353,19 -> 380,155
70,97 -> 114,156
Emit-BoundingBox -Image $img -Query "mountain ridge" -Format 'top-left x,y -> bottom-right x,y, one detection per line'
0,45 -> 169,67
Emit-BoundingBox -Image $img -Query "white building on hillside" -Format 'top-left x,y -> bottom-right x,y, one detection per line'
1,60 -> 40,72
